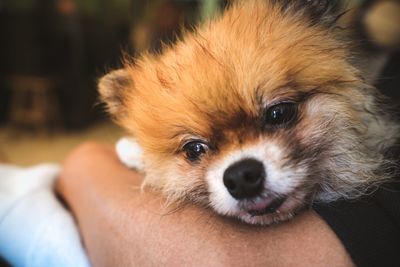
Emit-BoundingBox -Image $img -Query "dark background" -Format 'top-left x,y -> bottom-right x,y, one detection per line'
0,0 -> 214,130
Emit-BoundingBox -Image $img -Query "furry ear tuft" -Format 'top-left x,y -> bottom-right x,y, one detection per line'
276,0 -> 342,27
98,69 -> 132,117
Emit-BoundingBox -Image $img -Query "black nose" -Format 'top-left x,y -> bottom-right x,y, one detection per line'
223,158 -> 265,200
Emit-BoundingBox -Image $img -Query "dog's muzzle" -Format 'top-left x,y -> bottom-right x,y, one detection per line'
223,158 -> 265,199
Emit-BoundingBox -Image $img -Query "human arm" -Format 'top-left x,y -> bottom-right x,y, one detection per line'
0,152 -> 7,163
57,142 -> 354,267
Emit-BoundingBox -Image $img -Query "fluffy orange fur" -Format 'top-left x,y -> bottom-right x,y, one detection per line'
104,1 -> 359,152
99,0 -> 399,224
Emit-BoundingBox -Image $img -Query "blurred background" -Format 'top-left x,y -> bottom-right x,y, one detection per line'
0,0 -> 399,166
0,0 -> 227,165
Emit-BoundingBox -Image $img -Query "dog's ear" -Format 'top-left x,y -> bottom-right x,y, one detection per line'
98,69 -> 132,117
279,0 -> 342,27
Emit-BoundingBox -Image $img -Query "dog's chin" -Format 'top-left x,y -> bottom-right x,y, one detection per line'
235,195 -> 306,225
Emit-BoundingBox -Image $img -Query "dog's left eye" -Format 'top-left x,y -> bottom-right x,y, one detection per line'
183,141 -> 208,162
265,103 -> 297,126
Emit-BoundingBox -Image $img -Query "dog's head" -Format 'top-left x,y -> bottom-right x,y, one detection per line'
99,0 -> 399,224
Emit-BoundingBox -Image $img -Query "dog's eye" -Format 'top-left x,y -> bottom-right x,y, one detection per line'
265,103 -> 297,126
183,141 -> 208,162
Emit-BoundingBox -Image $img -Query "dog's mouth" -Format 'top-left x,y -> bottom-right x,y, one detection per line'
247,197 -> 287,217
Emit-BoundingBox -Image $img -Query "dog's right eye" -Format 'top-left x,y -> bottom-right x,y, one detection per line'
264,102 -> 297,127
183,141 -> 208,162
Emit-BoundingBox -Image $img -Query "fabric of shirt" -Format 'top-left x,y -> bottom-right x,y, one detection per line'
314,175 -> 400,267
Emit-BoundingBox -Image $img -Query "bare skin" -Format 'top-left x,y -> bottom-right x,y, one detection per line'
0,153 -> 7,163
57,142 -> 354,267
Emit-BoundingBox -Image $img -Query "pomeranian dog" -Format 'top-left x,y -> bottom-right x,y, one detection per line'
98,0 -> 399,225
